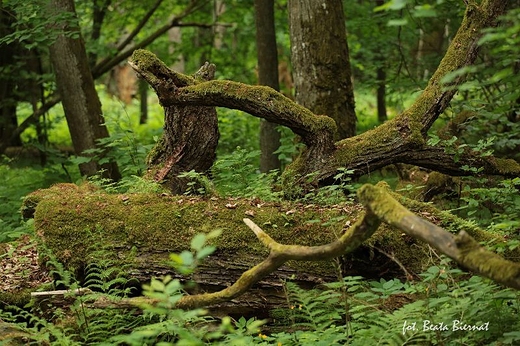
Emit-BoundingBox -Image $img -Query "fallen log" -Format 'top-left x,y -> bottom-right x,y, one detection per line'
14,181 -> 518,313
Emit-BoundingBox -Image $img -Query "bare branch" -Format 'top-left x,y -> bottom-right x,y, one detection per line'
173,211 -> 380,310
115,0 -> 164,52
92,0 -> 213,77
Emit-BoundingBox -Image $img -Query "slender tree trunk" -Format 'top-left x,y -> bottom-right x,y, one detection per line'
0,4 -> 22,151
88,0 -> 111,67
375,0 -> 387,123
139,79 -> 148,125
288,0 -> 356,139
48,0 -> 120,180
376,65 -> 387,123
255,0 -> 282,173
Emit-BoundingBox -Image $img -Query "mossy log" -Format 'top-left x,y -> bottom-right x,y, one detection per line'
20,182 -> 520,313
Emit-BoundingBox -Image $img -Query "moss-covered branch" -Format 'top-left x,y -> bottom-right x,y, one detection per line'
127,0 -> 513,192
175,212 -> 381,309
129,49 -> 336,151
359,183 -> 520,289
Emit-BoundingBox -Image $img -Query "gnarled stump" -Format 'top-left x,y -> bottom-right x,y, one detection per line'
130,55 -> 219,194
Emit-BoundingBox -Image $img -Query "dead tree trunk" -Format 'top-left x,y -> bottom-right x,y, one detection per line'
134,60 -> 219,194
13,181 -> 520,313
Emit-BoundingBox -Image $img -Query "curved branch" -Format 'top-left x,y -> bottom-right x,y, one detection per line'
129,49 -> 336,150
175,212 -> 380,309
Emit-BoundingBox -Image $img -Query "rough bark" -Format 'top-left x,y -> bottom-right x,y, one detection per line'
48,0 -> 120,180
288,0 -> 356,139
255,0 -> 282,173
375,0 -> 388,123
134,61 -> 219,194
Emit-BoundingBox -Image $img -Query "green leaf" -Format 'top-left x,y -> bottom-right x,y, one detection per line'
375,0 -> 409,12
387,19 -> 408,26
413,5 -> 437,18
69,156 -> 92,165
191,233 -> 207,252
206,229 -> 222,240
196,246 -> 216,260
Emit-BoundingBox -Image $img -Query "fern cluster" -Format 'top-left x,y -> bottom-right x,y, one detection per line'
2,238 -> 519,345
271,260 -> 520,345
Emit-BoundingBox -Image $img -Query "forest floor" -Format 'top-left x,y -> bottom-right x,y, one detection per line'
0,235 -> 51,293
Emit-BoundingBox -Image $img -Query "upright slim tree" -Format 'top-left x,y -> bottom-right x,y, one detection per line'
0,3 -> 22,149
48,0 -> 120,180
288,0 -> 356,139
255,0 -> 282,172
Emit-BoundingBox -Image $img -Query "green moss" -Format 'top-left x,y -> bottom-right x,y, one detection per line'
0,289 -> 32,307
32,184 -> 356,276
456,233 -> 520,281
130,49 -> 160,71
493,157 -> 520,175
186,80 -> 336,136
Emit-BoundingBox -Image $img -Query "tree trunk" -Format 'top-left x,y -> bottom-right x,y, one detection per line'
255,0 -> 282,173
375,0 -> 388,123
376,66 -> 387,123
48,0 -> 120,180
139,79 -> 148,124
0,4 -> 22,151
138,59 -> 220,194
288,0 -> 356,139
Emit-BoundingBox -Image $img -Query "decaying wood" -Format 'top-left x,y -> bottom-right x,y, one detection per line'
128,0 -> 518,196
129,58 -> 219,194
30,182 -> 518,312
169,183 -> 520,309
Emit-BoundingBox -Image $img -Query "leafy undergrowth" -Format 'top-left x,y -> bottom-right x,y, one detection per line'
1,244 -> 519,345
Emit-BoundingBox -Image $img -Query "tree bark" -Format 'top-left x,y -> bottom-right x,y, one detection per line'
48,0 -> 120,180
255,0 -> 282,173
375,0 -> 388,123
288,0 -> 356,139
135,59 -> 219,194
